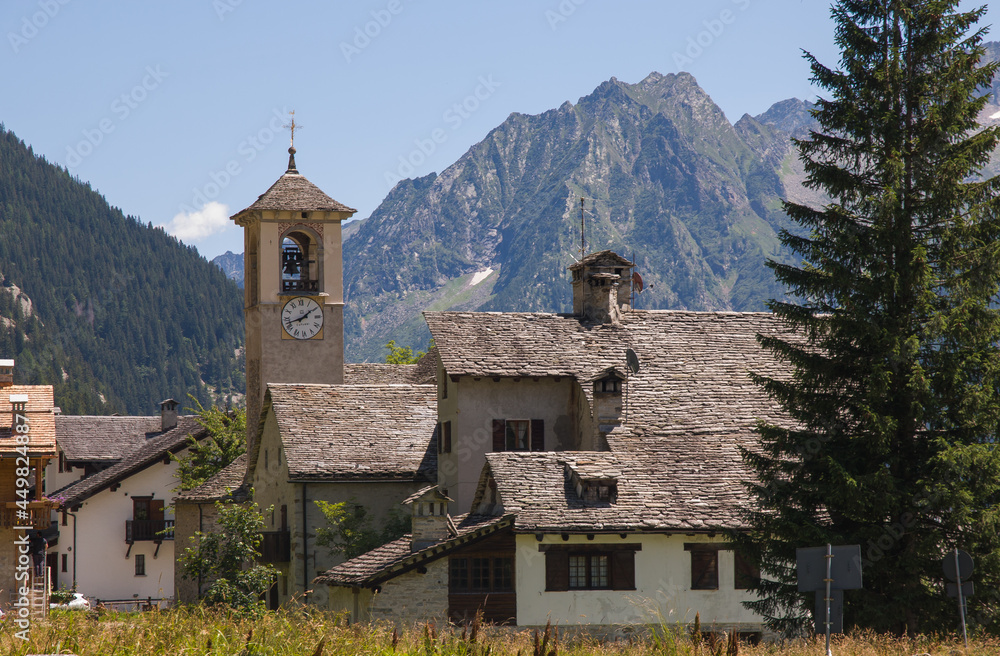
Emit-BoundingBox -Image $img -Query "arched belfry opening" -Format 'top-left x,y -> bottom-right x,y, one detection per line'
281,228 -> 321,293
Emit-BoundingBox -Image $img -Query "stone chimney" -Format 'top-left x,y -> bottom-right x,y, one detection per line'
0,359 -> 13,388
569,251 -> 635,325
10,393 -> 28,432
403,486 -> 455,552
159,398 -> 179,432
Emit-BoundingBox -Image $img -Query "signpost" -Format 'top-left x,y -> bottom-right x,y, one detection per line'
943,548 -> 974,649
797,544 -> 863,656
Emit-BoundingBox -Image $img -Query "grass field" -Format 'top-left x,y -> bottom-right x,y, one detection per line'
1,608 -> 997,656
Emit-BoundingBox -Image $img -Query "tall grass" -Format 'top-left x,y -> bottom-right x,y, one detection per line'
1,608 -> 997,656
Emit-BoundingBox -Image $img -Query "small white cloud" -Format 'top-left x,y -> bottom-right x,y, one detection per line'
162,201 -> 230,241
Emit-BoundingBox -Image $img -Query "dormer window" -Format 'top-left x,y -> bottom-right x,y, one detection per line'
594,376 -> 622,394
581,479 -> 618,503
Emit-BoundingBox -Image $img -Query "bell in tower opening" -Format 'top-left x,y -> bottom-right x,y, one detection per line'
281,230 -> 319,293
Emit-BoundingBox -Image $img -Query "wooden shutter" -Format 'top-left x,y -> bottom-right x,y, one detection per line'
150,499 -> 164,521
612,550 -> 635,590
492,419 -> 505,452
530,419 -> 544,451
437,423 -> 442,454
443,421 -> 452,453
545,550 -> 569,591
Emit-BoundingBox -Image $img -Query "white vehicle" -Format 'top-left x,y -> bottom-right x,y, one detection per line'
50,593 -> 90,611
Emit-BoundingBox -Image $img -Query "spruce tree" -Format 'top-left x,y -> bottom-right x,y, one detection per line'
737,1 -> 1000,635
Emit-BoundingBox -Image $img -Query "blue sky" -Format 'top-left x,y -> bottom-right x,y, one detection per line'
3,1 -> 999,259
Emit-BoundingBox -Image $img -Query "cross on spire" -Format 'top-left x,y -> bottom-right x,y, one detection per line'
284,110 -> 303,148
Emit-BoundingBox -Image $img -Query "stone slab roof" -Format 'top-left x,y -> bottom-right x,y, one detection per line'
316,514 -> 511,587
253,384 -> 437,482
424,310 -> 794,435
51,416 -> 209,507
234,171 -> 356,215
476,434 -> 754,533
343,350 -> 437,386
568,249 -> 634,271
0,385 -> 56,455
175,453 -> 249,504
54,415 -> 162,463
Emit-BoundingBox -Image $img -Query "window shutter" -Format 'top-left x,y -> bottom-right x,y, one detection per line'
530,419 -> 544,451
437,423 -> 442,454
444,421 -> 452,453
150,499 -> 165,521
612,550 -> 636,590
545,550 -> 569,591
492,419 -> 505,452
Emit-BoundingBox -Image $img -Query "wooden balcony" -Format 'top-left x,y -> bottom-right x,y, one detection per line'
125,519 -> 174,543
260,530 -> 290,563
0,503 -> 51,529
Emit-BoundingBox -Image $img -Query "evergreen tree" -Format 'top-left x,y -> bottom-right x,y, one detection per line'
736,1 -> 1000,635
172,399 -> 246,491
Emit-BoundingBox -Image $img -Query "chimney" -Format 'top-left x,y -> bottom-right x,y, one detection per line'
568,251 -> 635,325
159,398 -> 179,431
403,486 -> 455,552
10,393 -> 28,432
0,359 -> 14,388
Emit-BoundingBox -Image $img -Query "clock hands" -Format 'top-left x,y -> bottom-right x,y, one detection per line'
289,307 -> 318,324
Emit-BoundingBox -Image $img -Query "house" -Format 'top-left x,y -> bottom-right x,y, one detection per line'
48,401 -> 210,607
172,453 -> 250,604
46,414 -> 161,494
424,250 -> 792,512
245,382 -> 438,608
0,359 -> 58,613
317,250 -> 795,632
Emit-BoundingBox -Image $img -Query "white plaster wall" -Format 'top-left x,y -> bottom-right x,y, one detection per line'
61,453 -> 184,603
44,454 -> 87,496
441,376 -> 579,513
515,534 -> 763,629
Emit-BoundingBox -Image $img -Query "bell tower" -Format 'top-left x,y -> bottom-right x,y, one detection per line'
231,142 -> 356,450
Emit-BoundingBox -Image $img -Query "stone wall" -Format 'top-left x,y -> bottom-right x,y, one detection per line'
368,557 -> 448,626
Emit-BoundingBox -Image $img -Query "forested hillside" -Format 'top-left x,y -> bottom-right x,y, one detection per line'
0,126 -> 244,414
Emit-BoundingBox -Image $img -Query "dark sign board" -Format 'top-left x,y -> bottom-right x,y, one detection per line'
797,545 -> 863,592
814,589 -> 844,634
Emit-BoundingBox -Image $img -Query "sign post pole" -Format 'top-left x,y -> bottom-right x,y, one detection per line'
824,543 -> 833,656
954,548 -> 968,649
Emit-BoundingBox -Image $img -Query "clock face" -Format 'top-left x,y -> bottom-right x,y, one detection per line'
281,297 -> 323,339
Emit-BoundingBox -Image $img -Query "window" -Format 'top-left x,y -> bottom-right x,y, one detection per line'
569,554 -> 609,589
61,553 -> 67,573
438,421 -> 452,454
135,554 -> 146,576
450,556 -> 513,592
734,551 -> 760,590
543,545 -> 638,591
686,544 -> 720,590
492,419 -> 544,452
133,497 -> 151,521
506,420 -> 529,450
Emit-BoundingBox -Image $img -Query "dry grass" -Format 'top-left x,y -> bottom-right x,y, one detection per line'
0,607 -> 996,656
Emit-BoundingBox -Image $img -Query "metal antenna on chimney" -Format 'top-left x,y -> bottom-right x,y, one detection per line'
580,197 -> 586,257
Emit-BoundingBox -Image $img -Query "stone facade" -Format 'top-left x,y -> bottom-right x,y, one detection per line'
367,558 -> 449,626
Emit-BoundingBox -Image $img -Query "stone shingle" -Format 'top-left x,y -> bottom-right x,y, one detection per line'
235,171 -> 356,215
54,415 -> 162,463
175,453 -> 249,504
260,384 -> 438,482
51,416 -> 208,507
315,514 -> 509,586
